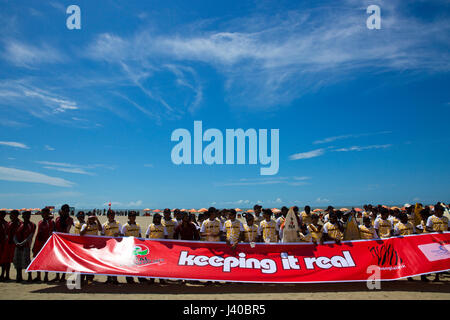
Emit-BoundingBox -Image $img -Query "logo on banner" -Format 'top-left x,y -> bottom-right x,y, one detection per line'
369,243 -> 404,267
133,244 -> 164,267
418,242 -> 450,262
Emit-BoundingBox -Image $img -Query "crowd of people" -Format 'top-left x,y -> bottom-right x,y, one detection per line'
0,202 -> 448,285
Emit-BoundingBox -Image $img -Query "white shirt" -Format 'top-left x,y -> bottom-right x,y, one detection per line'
145,224 -> 168,236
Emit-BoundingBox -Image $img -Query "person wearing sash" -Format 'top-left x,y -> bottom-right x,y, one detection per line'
79,212 -> 102,285
200,207 -> 222,242
1,210 -> 21,282
161,208 -> 178,239
358,216 -> 378,240
393,213 -> 415,236
145,213 -> 168,284
301,206 -> 312,226
13,211 -> 36,282
425,204 -> 449,283
253,205 -> 263,226
101,209 -> 121,284
243,214 -> 260,243
121,211 -> 144,284
73,211 -> 85,235
258,209 -> 278,243
321,211 -> 344,244
222,209 -> 244,249
307,214 -> 322,243
374,208 -> 393,239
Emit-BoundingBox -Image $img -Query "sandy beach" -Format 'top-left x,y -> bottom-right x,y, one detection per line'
1,214 -> 449,300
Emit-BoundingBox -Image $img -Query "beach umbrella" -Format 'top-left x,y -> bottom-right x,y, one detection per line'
180,209 -> 187,212
189,208 -> 197,213
0,208 -> 7,211
390,206 -> 399,210
313,208 -> 322,212
198,208 -> 208,212
271,208 -> 281,213
235,208 -> 242,212
171,208 -> 177,212
143,208 -> 151,212
354,208 -> 362,212
153,209 -> 161,213
340,208 -> 349,212
246,209 -> 254,213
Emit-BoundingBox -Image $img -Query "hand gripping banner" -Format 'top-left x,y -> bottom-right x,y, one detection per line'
27,232 -> 450,283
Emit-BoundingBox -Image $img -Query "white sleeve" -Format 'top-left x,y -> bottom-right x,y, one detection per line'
145,225 -> 151,236
163,227 -> 168,236
239,222 -> 244,232
200,221 -> 206,233
426,216 -> 433,228
256,226 -> 261,236
221,222 -> 227,232
80,224 -> 87,233
322,223 -> 328,234
393,224 -> 399,235
117,223 -> 122,234
275,218 -> 281,231
120,225 -> 126,235
219,222 -> 223,231
101,224 -> 106,235
374,218 -> 380,229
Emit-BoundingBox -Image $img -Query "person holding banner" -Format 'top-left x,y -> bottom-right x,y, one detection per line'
145,213 -> 168,239
101,209 -> 121,285
243,213 -> 260,244
200,207 -> 223,242
393,213 -> 415,236
321,211 -> 344,244
307,214 -> 322,243
121,211 -> 145,284
222,209 -> 244,249
259,209 -> 278,243
374,208 -> 393,239
73,211 -> 85,235
32,208 -> 55,283
358,216 -> 378,239
52,204 -> 73,283
79,212 -> 102,284
173,212 -> 200,241
162,208 -> 178,239
276,206 -> 288,241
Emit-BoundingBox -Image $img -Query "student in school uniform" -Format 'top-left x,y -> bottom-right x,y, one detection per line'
253,205 -> 264,226
79,212 -> 102,284
161,209 -> 178,239
73,211 -> 85,235
1,210 -> 21,282
374,208 -> 393,239
393,213 -> 415,236
222,209 -> 244,249
321,211 -> 344,244
358,216 -> 379,240
200,207 -> 223,242
32,208 -> 55,283
101,209 -> 121,285
52,204 -> 73,283
0,211 -> 8,282
121,211 -> 145,284
301,206 -> 312,226
145,213 -> 168,284
13,211 -> 36,282
243,214 -> 260,243
307,214 -> 322,244
425,204 -> 449,282
258,209 -> 278,243
275,207 -> 288,241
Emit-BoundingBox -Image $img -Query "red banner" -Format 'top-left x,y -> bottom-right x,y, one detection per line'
27,232 -> 450,283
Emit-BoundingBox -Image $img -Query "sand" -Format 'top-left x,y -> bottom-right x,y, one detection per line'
0,214 -> 449,300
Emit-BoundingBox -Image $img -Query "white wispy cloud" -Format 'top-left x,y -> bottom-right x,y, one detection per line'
2,40 -> 64,67
333,144 -> 392,152
42,166 -> 95,176
289,149 -> 325,160
103,200 -> 143,208
0,141 -> 29,149
44,145 -> 55,151
216,176 -> 310,186
83,1 -> 449,108
0,166 -> 74,187
313,131 -> 392,144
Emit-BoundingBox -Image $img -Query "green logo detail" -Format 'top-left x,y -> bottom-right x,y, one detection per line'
133,245 -> 149,256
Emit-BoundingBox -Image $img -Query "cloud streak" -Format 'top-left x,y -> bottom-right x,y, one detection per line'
0,166 -> 74,187
0,141 -> 29,149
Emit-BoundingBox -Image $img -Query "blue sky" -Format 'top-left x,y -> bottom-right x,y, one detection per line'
0,0 -> 449,209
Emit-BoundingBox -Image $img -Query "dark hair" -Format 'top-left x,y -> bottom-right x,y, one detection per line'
164,208 -> 171,214
208,207 -> 216,214
263,209 -> 272,216
229,209 -> 237,215
153,213 -> 162,219
253,204 -> 262,210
